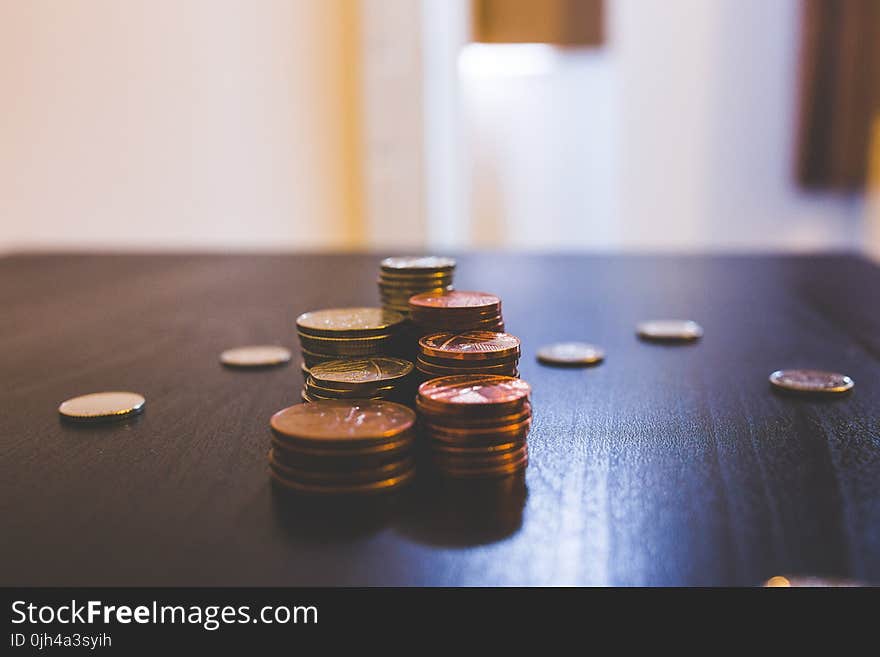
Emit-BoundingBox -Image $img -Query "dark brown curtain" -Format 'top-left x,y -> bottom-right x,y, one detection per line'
472,0 -> 603,46
797,0 -> 880,190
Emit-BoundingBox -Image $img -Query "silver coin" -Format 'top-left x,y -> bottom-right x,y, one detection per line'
768,369 -> 853,394
59,391 -> 146,422
637,319 -> 703,341
537,342 -> 604,366
220,345 -> 292,368
380,256 -> 456,272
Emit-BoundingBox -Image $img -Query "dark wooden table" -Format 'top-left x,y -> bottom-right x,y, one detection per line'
1,253 -> 878,586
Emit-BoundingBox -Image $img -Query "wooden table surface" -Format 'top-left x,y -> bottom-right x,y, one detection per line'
1,253 -> 878,586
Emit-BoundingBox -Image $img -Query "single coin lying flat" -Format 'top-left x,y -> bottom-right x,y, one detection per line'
58,391 -> 146,422
220,345 -> 292,368
537,342 -> 605,366
636,319 -> 703,342
768,369 -> 853,394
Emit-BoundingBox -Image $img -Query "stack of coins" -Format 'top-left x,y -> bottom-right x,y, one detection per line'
416,331 -> 520,380
416,375 -> 531,479
302,356 -> 415,403
378,256 -> 455,316
269,400 -> 417,495
296,307 -> 405,370
409,291 -> 504,335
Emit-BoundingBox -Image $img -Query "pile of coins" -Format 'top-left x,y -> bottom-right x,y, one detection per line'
416,331 -> 520,380
302,356 -> 415,403
378,256 -> 455,316
416,375 -> 531,478
409,291 -> 504,335
296,307 -> 405,371
269,400 -> 417,495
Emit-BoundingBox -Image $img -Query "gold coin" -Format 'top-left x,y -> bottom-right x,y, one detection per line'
768,369 -> 854,394
220,345 -> 292,368
305,376 -> 398,397
310,357 -> 413,388
536,342 -> 604,366
636,319 -> 703,341
58,391 -> 146,422
270,399 -> 416,444
296,307 -> 405,338
297,333 -> 395,356
419,331 -> 520,361
380,255 -> 456,273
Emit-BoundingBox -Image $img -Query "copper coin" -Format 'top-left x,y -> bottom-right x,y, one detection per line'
296,307 -> 404,338
416,398 -> 532,425
270,400 -> 415,443
409,290 -> 500,312
220,345 -> 292,368
416,359 -> 518,376
636,319 -> 703,341
309,357 -> 413,388
271,434 -> 414,460
269,449 -> 415,484
424,416 -> 532,441
536,342 -> 604,366
431,440 -> 525,456
380,255 -> 455,273
763,575 -> 865,587
417,351 -> 519,367
768,369 -> 854,394
58,391 -> 145,422
418,375 -> 530,411
434,451 -> 528,479
419,331 -> 520,361
269,467 -> 416,495
432,443 -> 528,467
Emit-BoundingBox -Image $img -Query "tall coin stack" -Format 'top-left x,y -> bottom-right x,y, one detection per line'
416,375 -> 531,479
377,256 -> 456,317
302,356 -> 415,404
408,291 -> 504,335
269,400 -> 417,495
416,331 -> 520,381
296,307 -> 405,372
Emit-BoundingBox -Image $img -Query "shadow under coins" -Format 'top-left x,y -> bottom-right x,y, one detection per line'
269,482 -> 409,542
393,471 -> 528,547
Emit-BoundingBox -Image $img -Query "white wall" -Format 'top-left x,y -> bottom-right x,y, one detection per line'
462,0 -> 866,251
0,0 -> 359,252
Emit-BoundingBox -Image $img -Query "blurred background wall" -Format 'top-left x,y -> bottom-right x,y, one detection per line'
0,0 -> 877,255
0,0 -> 362,252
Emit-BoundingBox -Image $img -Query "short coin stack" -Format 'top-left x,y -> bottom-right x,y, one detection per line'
302,356 -> 415,403
416,331 -> 520,380
378,256 -> 456,316
269,400 -> 417,495
409,290 -> 504,335
416,375 -> 531,479
296,307 -> 405,371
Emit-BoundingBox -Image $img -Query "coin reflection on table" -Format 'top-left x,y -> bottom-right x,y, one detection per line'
220,345 -> 291,368
768,369 -> 854,394
636,319 -> 703,342
58,391 -> 146,422
536,342 -> 604,366
398,471 -> 528,547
